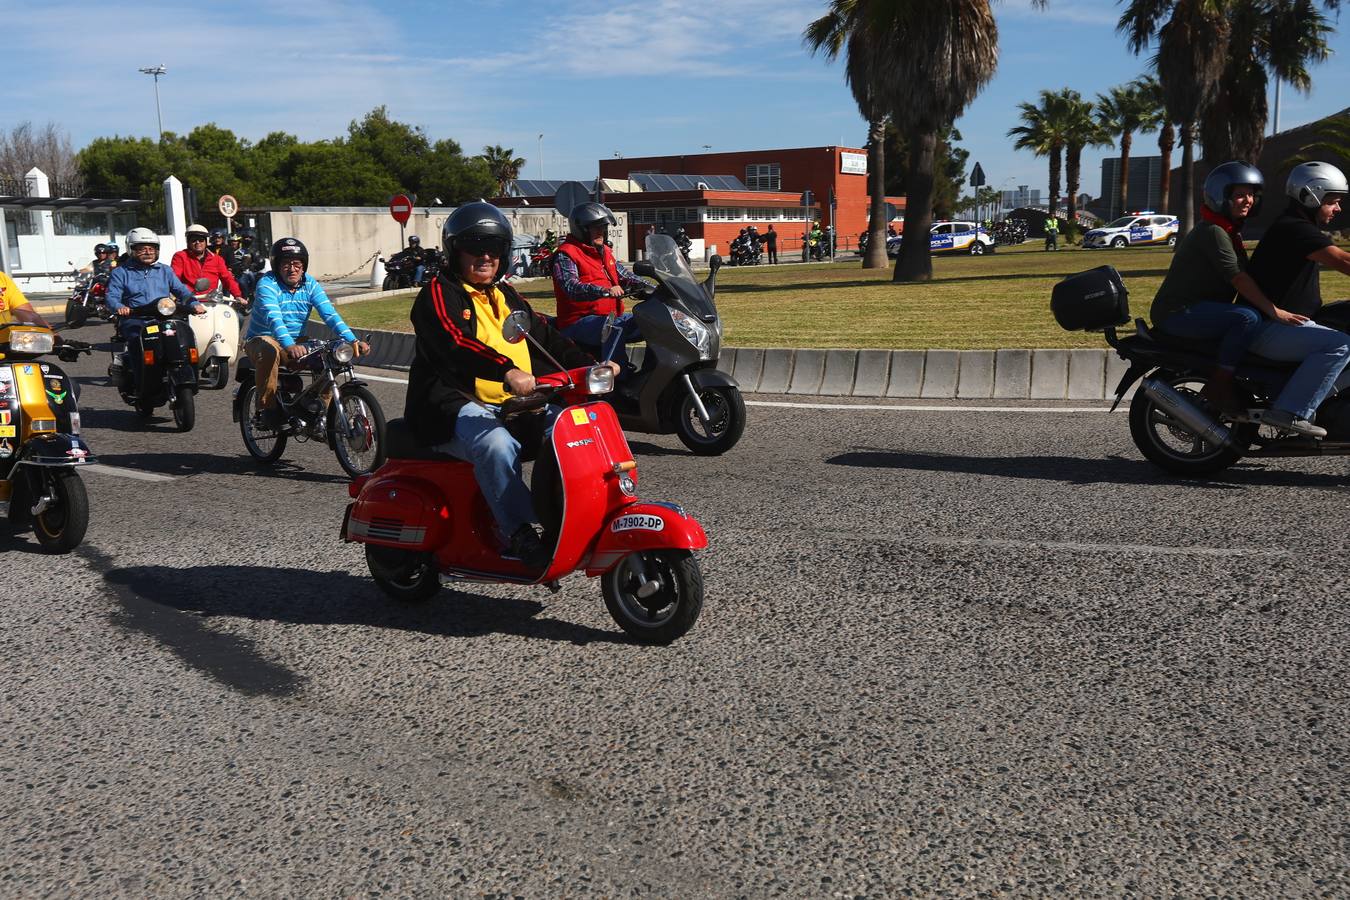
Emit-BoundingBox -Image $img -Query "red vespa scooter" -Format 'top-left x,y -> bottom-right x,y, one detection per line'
342,312 -> 708,644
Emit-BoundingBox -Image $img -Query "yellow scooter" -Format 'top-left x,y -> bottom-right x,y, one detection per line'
0,306 -> 94,553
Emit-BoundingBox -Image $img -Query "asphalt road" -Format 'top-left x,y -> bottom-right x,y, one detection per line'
3,321 -> 1349,897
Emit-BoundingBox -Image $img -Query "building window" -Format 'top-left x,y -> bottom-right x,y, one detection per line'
746,164 -> 781,192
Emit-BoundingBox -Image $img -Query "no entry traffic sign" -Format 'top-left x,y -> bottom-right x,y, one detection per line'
389,194 -> 412,225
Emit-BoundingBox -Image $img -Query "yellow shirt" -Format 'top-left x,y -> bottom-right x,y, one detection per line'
465,282 -> 533,405
0,272 -> 29,327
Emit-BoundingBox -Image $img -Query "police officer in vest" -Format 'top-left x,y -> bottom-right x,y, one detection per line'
551,202 -> 650,380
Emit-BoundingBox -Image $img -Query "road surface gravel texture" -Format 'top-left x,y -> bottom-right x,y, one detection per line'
2,330 -> 1348,897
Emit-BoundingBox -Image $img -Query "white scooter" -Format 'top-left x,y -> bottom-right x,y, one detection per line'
187,278 -> 247,390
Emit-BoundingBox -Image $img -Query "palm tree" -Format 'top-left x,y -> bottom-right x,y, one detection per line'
804,5 -> 890,268
805,1 -> 1044,282
1097,82 -> 1151,217
1136,75 -> 1175,214
481,145 -> 525,194
1061,90 -> 1107,235
1008,89 -> 1070,219
1119,0 -> 1230,236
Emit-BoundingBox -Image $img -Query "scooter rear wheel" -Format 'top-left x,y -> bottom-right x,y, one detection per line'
1128,372 -> 1252,476
366,545 -> 440,602
602,549 -> 702,645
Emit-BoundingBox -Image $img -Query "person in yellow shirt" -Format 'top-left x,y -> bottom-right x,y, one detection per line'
0,270 -> 52,330
406,202 -> 616,568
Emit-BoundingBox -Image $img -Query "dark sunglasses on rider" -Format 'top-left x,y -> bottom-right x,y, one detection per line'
458,237 -> 503,258
188,235 -> 207,242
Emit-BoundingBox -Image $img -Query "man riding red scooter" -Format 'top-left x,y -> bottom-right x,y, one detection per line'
343,202 -> 708,643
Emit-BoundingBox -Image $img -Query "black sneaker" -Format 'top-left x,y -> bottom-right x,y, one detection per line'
507,524 -> 551,570
255,406 -> 284,432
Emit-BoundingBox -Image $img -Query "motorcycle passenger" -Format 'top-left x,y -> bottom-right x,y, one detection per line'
171,223 -> 245,305
551,201 -> 649,377
243,238 -> 367,431
1149,162 -> 1290,418
409,202 -> 607,569
106,243 -> 122,268
1242,161 -> 1350,437
208,227 -> 228,257
105,228 -> 204,379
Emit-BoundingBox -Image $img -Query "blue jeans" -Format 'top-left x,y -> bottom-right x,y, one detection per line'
1248,320 -> 1350,420
1156,302 -> 1263,369
238,271 -> 257,299
434,402 -> 561,538
414,264 -> 426,284
562,313 -> 642,371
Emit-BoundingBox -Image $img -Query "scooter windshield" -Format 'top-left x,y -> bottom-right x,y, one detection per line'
644,234 -> 716,318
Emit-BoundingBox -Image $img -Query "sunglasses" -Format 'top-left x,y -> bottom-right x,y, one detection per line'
458,238 -> 503,257
188,235 -> 207,242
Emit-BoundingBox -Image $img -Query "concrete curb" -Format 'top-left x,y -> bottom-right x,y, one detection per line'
303,323 -> 1128,400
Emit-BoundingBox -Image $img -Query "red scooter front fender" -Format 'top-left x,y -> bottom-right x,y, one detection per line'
583,501 -> 708,576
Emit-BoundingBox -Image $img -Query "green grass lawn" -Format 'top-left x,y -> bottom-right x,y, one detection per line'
337,242 -> 1350,350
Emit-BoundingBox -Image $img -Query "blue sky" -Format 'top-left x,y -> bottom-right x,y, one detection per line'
5,0 -> 1348,203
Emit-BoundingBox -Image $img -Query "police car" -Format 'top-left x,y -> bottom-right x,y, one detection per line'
1082,212 -> 1178,249
886,221 -> 995,256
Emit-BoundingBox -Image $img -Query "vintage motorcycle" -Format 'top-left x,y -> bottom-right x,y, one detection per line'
344,313 -> 708,644
233,337 -> 386,478
0,306 -> 95,553
1053,265 -> 1350,476
63,271 -> 111,329
108,297 -> 201,431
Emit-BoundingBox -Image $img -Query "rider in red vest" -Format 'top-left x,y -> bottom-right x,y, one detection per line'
551,202 -> 649,375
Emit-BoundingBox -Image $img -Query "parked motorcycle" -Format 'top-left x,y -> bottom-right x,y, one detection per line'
0,307 -> 95,553
108,298 -> 201,431
233,337 -> 386,478
63,271 -> 111,329
577,233 -> 745,455
187,279 -> 247,390
344,321 -> 708,644
1053,265 -> 1350,476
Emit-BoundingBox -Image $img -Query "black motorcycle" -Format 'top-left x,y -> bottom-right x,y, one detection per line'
232,338 -> 387,478
382,251 -> 440,291
63,272 -> 111,329
108,297 -> 200,431
1053,265 -> 1350,476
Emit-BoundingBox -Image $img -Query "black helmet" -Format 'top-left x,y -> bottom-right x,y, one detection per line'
1203,161 -> 1264,219
567,201 -> 617,242
209,227 -> 227,243
93,242 -> 108,255
408,235 -> 421,246
441,202 -> 513,282
106,242 -> 119,255
270,237 -> 309,274
241,228 -> 256,244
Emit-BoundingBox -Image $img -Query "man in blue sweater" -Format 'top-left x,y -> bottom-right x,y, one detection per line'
243,237 -> 368,429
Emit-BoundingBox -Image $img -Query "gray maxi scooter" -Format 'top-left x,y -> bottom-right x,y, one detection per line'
602,232 -> 745,455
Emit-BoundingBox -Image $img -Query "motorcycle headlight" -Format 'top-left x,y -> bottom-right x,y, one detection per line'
587,364 -> 615,395
330,341 -> 355,365
156,297 -> 177,316
8,330 -> 55,355
670,310 -> 713,361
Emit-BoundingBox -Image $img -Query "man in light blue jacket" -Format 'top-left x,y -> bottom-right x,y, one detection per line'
244,237 -> 368,429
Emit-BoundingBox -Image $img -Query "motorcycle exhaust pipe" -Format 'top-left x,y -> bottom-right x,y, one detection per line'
1141,377 -> 1233,448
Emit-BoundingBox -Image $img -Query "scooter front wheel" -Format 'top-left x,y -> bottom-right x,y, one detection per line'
674,385 -> 746,456
65,298 -> 86,329
172,385 -> 195,432
32,470 -> 89,554
602,549 -> 703,645
366,545 -> 440,602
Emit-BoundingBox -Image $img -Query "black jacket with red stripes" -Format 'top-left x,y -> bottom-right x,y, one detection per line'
405,274 -> 595,446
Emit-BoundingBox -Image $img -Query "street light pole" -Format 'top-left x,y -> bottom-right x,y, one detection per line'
138,65 -> 167,141
537,133 -> 544,180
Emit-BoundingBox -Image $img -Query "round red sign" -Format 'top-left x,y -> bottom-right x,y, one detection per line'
389,194 -> 413,225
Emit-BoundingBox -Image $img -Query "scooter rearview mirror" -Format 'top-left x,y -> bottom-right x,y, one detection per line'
194,277 -> 210,292
600,312 -> 616,347
502,310 -> 531,344
632,260 -> 656,278
708,255 -> 722,276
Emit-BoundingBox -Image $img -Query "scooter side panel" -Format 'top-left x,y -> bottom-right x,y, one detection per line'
347,468 -> 455,551
584,501 -> 708,575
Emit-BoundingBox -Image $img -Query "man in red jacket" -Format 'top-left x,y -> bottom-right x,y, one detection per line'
171,224 -> 245,304
551,202 -> 649,372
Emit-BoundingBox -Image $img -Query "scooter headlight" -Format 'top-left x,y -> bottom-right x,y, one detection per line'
671,310 -> 713,361
7,330 -> 55,354
155,297 -> 177,316
331,341 -> 355,365
587,364 -> 615,395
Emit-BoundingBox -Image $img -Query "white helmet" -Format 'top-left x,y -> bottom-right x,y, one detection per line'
126,227 -> 160,248
1287,161 -> 1348,209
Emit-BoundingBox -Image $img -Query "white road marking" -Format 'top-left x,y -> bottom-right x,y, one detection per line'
352,369 -> 1116,413
82,464 -> 176,483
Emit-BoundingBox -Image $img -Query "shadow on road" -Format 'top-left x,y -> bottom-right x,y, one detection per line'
92,451 -> 349,485
101,563 -> 626,649
825,447 -> 1348,489
627,440 -> 688,457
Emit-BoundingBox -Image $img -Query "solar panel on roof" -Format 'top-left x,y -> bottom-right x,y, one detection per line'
629,173 -> 749,192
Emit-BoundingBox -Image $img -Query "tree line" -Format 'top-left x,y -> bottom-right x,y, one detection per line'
806,0 -> 1341,282
3,107 -> 529,232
